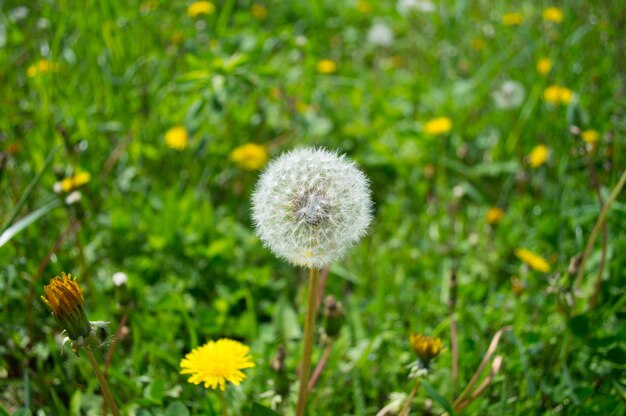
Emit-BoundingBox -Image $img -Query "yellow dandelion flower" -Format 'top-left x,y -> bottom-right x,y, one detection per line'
251,3 -> 268,20
27,59 -> 59,77
295,100 -> 309,114
41,273 -> 91,340
486,207 -> 505,224
180,338 -> 255,390
471,38 -> 486,51
410,334 -> 443,365
424,117 -> 452,135
230,143 -> 269,171
528,144 -> 549,168
581,129 -> 600,144
543,7 -> 563,23
165,126 -> 188,150
59,172 -> 91,193
187,1 -> 215,17
316,59 -> 337,74
356,0 -> 372,13
537,58 -> 552,75
543,85 -> 573,105
515,248 -> 551,273
502,12 -> 524,26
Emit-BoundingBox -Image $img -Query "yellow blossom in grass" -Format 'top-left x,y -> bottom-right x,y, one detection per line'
295,100 -> 309,114
528,144 -> 549,168
515,248 -> 551,272
58,172 -> 91,193
356,0 -> 372,13
410,334 -> 443,365
316,59 -> 337,74
251,3 -> 268,20
165,126 -> 188,150
471,38 -> 486,51
543,7 -> 563,23
41,273 -> 91,340
424,117 -> 452,135
543,85 -> 573,105
27,59 -> 59,77
502,13 -> 524,26
230,143 -> 269,171
581,129 -> 600,144
187,1 -> 215,17
180,338 -> 255,390
537,58 -> 552,75
486,207 -> 505,224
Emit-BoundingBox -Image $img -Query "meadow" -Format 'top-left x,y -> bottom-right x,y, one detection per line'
1,0 -> 626,415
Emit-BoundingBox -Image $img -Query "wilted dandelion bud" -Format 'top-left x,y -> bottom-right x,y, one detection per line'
322,295 -> 345,338
251,148 -> 373,269
410,333 -> 443,369
41,273 -> 108,354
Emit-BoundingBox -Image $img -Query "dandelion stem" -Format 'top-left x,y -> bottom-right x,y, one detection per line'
398,381 -> 420,416
219,389 -> 228,416
85,349 -> 121,416
296,268 -> 320,416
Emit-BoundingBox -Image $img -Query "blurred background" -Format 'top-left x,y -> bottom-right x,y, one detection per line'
1,0 -> 626,415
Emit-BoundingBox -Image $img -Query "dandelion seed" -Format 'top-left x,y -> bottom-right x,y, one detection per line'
367,22 -> 394,47
528,144 -> 549,168
316,59 -> 337,74
397,0 -> 435,15
502,12 -> 524,26
515,248 -> 551,272
165,126 -> 188,150
537,58 -> 552,75
112,272 -> 128,287
180,338 -> 255,390
187,1 -> 215,17
251,148 -> 372,269
543,7 -> 563,23
230,143 -> 268,171
424,117 -> 452,136
492,80 -> 525,110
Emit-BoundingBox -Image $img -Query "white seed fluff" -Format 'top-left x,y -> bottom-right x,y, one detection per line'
251,148 -> 373,269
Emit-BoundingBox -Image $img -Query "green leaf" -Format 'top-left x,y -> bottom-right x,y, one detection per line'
421,380 -> 456,416
11,409 -> 33,416
165,401 -> 190,416
1,145 -> 58,234
0,199 -> 62,248
568,314 -> 590,339
250,403 -> 281,416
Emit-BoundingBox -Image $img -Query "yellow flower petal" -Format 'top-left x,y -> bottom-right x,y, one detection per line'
316,59 -> 337,74
486,208 -> 505,224
180,338 -> 255,391
543,7 -> 563,23
528,144 -> 549,168
424,117 -> 452,135
581,130 -> 600,144
515,248 -> 551,272
187,1 -> 215,17
537,58 -> 552,75
502,12 -> 524,26
230,143 -> 268,171
165,126 -> 189,150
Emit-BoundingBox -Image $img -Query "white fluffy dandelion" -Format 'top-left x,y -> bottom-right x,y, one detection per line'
367,22 -> 394,47
492,80 -> 526,110
251,148 -> 373,269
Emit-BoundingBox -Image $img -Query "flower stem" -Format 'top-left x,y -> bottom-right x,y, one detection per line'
296,268 -> 320,416
85,349 -> 121,416
219,389 -> 228,416
399,381 -> 420,416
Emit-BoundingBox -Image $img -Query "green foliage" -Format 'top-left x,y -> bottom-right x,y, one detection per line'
1,0 -> 626,415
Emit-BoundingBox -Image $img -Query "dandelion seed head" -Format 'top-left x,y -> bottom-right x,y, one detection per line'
251,148 -> 373,268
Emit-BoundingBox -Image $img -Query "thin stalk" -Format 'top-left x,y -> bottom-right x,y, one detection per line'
574,169 -> 626,291
85,349 -> 121,416
308,340 -> 333,393
296,268 -> 320,416
398,381 -> 420,416
219,389 -> 228,416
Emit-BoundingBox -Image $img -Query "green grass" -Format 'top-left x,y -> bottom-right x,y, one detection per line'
1,0 -> 626,415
